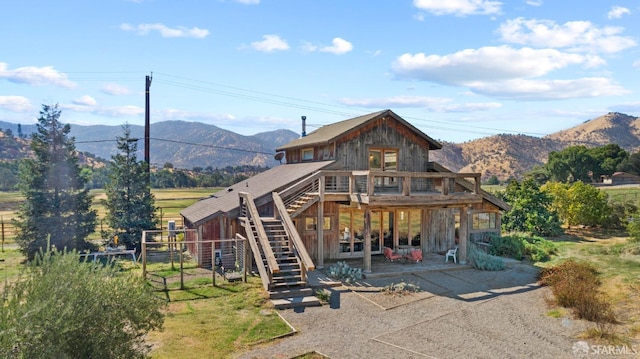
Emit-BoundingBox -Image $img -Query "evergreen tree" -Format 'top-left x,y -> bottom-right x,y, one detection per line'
13,104 -> 97,259
104,125 -> 157,250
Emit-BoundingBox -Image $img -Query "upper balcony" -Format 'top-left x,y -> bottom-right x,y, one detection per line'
278,169 -> 483,210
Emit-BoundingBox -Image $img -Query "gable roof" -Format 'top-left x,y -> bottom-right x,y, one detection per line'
181,160 -> 333,226
276,109 -> 442,152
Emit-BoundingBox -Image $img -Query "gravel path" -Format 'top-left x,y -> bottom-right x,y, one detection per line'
236,262 -> 593,359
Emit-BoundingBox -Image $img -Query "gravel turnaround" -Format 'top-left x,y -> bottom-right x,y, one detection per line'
236,262 -> 596,359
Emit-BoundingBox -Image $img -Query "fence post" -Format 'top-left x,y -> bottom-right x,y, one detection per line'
1,216 -> 4,253
212,239 -> 216,287
142,231 -> 147,279
179,244 -> 184,290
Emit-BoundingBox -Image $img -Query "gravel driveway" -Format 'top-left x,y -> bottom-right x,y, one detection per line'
236,262 -> 593,359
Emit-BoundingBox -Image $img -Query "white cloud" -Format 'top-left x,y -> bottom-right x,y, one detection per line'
610,101 -> 640,113
413,12 -> 425,21
0,62 -> 76,88
339,95 -> 501,112
300,41 -> 318,53
498,18 -> 636,54
320,38 -> 353,55
525,0 -> 543,6
469,77 -> 628,100
633,60 -> 640,68
120,23 -> 209,39
234,0 -> 260,4
413,0 -> 502,16
251,35 -> 289,52
608,6 -> 630,19
0,96 -> 33,112
101,83 -> 132,96
392,46 -> 598,85
72,95 -> 97,106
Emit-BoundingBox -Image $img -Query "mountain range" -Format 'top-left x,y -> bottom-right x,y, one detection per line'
1,112 -> 639,180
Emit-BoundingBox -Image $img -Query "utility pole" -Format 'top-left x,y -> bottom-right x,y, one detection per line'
145,73 -> 152,182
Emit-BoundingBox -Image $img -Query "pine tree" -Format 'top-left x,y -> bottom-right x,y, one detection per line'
13,104 -> 97,259
103,124 -> 157,250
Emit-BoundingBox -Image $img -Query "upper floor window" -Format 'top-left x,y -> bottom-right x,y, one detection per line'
302,148 -> 314,161
369,149 -> 397,171
472,212 -> 497,229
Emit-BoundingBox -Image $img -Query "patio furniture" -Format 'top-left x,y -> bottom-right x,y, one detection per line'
445,247 -> 458,263
383,247 -> 403,261
404,249 -> 423,262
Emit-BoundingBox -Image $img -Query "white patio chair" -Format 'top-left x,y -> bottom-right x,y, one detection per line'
445,247 -> 458,263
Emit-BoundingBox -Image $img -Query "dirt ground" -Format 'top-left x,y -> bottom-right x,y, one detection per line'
235,262 -> 633,359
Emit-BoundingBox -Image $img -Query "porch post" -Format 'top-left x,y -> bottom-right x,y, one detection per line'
363,207 -> 371,273
317,176 -> 325,269
459,206 -> 469,264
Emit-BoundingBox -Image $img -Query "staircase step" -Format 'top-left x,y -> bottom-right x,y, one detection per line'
268,287 -> 314,299
271,280 -> 307,288
271,295 -> 321,310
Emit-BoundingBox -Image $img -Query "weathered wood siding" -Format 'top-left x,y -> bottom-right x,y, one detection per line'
424,208 -> 456,252
297,201 -> 339,261
335,117 -> 431,171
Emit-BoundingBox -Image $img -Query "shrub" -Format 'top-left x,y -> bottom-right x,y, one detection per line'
489,234 -> 524,259
539,260 -> 616,324
626,214 -> 640,243
0,249 -> 165,359
489,233 -> 557,262
468,245 -> 505,271
327,261 -> 362,283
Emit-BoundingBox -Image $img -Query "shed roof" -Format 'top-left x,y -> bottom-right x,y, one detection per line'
180,160 -> 333,226
276,109 -> 442,152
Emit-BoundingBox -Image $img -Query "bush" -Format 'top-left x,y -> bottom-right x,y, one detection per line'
468,245 -> 505,271
539,260 -> 616,324
327,261 -> 362,283
626,214 -> 640,242
489,234 -> 524,259
489,233 -> 557,262
0,249 -> 165,359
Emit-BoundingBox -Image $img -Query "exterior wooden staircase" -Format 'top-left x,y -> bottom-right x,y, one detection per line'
239,192 -> 319,310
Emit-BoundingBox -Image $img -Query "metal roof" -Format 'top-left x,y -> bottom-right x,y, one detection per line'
276,109 -> 442,152
180,161 -> 334,226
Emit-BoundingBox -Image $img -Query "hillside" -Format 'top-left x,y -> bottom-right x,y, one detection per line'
2,112 -> 640,179
0,120 -> 300,169
430,112 -> 640,181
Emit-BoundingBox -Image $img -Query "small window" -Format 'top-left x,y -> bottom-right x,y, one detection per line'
472,212 -> 496,229
302,148 -> 313,161
369,149 -> 397,171
305,217 -> 331,231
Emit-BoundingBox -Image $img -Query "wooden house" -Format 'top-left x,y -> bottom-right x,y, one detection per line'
181,110 -> 509,294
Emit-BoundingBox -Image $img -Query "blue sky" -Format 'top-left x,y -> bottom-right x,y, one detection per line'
1,0 -> 639,142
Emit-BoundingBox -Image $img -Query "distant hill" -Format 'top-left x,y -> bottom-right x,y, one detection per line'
2,112 -> 640,179
430,112 -> 640,181
0,120 -> 300,169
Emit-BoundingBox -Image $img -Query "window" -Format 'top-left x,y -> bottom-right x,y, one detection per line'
302,148 -> 313,161
305,217 -> 331,231
472,212 -> 497,229
369,149 -> 397,171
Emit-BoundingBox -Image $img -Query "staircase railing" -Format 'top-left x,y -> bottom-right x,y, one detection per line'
272,192 -> 315,280
278,171 -> 321,209
238,192 -> 280,289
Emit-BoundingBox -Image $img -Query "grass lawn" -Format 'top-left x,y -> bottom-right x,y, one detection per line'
145,276 -> 292,359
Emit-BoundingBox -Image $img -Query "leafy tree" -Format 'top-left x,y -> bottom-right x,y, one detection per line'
543,181 -> 611,227
103,125 -> 158,250
497,178 -> 562,236
616,151 -> 640,175
0,249 -> 165,358
0,161 -> 19,191
484,175 -> 500,185
13,104 -> 97,259
545,145 -> 597,182
590,144 -> 628,177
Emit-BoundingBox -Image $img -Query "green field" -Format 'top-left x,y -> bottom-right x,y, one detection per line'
0,187 -> 222,244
